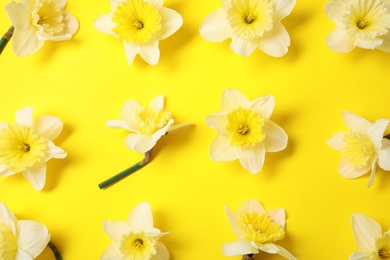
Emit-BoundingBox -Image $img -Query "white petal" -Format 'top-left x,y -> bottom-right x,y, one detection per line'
22,164 -> 47,191
94,14 -> 115,35
263,120 -> 288,152
230,37 -> 257,57
100,242 -> 123,260
16,107 -> 33,126
267,208 -> 286,228
274,244 -> 297,260
351,213 -> 382,252
378,138 -> 390,170
61,12 -> 79,36
151,242 -> 169,260
223,205 -> 246,239
166,122 -> 192,135
222,239 -> 258,256
126,202 -> 154,233
138,40 -> 160,65
120,100 -> 143,131
338,158 -> 370,179
366,159 -> 377,188
342,111 -> 371,134
324,0 -> 347,27
0,203 -> 17,235
199,8 -> 232,42
157,8 -> 183,40
54,0 -> 66,9
12,28 -> 44,56
355,37 -> 382,50
377,33 -> 390,53
221,88 -> 250,112
145,0 -> 163,9
257,23 -> 290,57
236,199 -> 266,215
150,95 -> 164,109
249,95 -> 275,120
221,0 -> 231,10
0,122 -> 8,130
205,112 -> 228,135
4,1 -> 30,29
33,116 -> 63,141
273,0 -> 296,21
110,0 -> 123,11
106,119 -> 132,131
46,141 -> 67,159
251,241 -> 279,253
0,164 -> 16,177
209,135 -> 237,161
15,248 -> 33,260
326,28 -> 356,53
150,120 -> 173,144
125,134 -> 156,153
349,251 -> 371,260
327,132 -> 345,152
368,119 -> 389,149
237,143 -> 266,174
124,42 -> 141,65
102,220 -> 131,243
17,220 -> 50,258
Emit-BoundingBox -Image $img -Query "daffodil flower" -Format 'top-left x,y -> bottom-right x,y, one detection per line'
4,0 -> 79,56
94,0 -> 183,65
222,199 -> 296,260
325,0 -> 390,53
350,213 -> 390,259
199,0 -> 296,57
205,88 -> 288,174
327,111 -> 390,187
0,107 -> 67,191
101,202 -> 170,260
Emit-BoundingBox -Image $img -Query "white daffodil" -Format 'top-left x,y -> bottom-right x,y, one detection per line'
94,0 -> 183,65
107,95 -> 191,154
101,202 -> 170,260
0,107 -> 67,191
350,213 -> 390,259
0,202 -> 51,259
327,111 -> 390,187
205,88 -> 288,174
4,0 -> 79,56
199,0 -> 296,57
222,199 -> 296,260
325,0 -> 390,53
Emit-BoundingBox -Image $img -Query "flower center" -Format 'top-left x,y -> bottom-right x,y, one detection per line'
32,0 -> 65,36
342,132 -> 374,169
0,224 -> 17,260
240,213 -> 285,244
0,124 -> 47,173
133,106 -> 172,135
226,107 -> 265,147
227,0 -> 273,40
376,233 -> 390,259
112,0 -> 162,43
120,233 -> 156,260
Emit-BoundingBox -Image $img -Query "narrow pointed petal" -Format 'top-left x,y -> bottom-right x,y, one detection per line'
125,134 -> 156,153
377,139 -> 390,170
124,42 -> 141,65
100,242 -> 122,260
274,0 -> 296,21
139,41 -> 160,65
349,251 -> 371,260
366,160 -> 377,188
263,121 -> 288,152
368,119 -> 389,149
167,122 -> 192,135
0,164 -> 15,177
106,119 -> 132,131
150,95 -> 164,109
205,113 -> 228,135
274,244 -> 297,260
267,208 -> 286,228
257,23 -> 290,57
145,0 -> 163,9
237,143 -> 266,174
237,199 -> 266,215
151,242 -> 169,260
0,203 -> 17,235
102,220 -> 131,242
200,8 -> 232,42
342,111 -> 372,133
351,213 -> 382,252
17,220 -> 50,258
222,239 -> 258,256
12,28 -> 44,56
327,132 -> 345,152
324,0 -> 347,27
209,135 -> 237,161
151,119 -> 174,142
33,116 -> 63,141
230,37 -> 257,57
126,202 -> 154,233
250,95 -> 275,120
251,242 -> 279,253
16,107 -> 33,126
326,28 -> 355,53
46,141 -> 67,159
338,159 -> 370,179
157,8 -> 183,40
22,164 -> 47,191
224,205 -> 246,239
94,14 -> 115,35
221,89 -> 249,112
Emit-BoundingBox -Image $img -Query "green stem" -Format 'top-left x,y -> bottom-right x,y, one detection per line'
48,241 -> 62,260
98,150 -> 152,189
0,26 -> 14,55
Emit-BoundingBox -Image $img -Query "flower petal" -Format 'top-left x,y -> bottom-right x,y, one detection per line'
61,12 -> 79,36
236,199 -> 266,216
46,141 -> 67,159
22,163 -> 47,191
251,241 -> 279,254
151,242 -> 170,260
377,33 -> 390,52
221,239 -> 258,256
157,8 -> 183,40
54,0 -> 66,9
274,244 -> 297,260
205,112 -> 228,135
0,164 -> 16,177
139,40 -> 160,66
12,28 -> 44,56
351,213 -> 382,252
100,242 -> 122,260
342,111 -> 371,134
221,89 -> 250,112
17,220 -> 50,259
338,158 -> 370,179
106,120 -> 132,131
150,119 -> 174,143
378,138 -> 390,170
257,23 -> 290,57
124,42 -> 141,65
249,95 -> 274,120
16,107 -> 33,127
0,122 -> 8,130
327,132 -> 345,152
326,28 -> 356,53
150,95 -> 164,109
15,248 -> 33,260
237,143 -> 266,174
348,251 -> 371,260
223,205 -> 246,239
230,37 -> 257,57
0,203 -> 17,235
145,0 -> 163,9
368,119 -> 389,149
267,208 -> 286,228
102,220 -> 131,243
209,135 -> 237,162
274,0 -> 296,21
125,134 -> 156,153
126,202 -> 154,233
4,1 -> 30,29
199,8 -> 232,42
366,159 -> 377,188
94,14 -> 115,35
33,116 -> 63,141
263,120 -> 288,152
324,0 -> 347,27
110,0 -> 123,10
166,122 -> 192,135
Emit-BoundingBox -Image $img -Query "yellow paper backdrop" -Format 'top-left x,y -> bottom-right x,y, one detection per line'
1,0 -> 390,259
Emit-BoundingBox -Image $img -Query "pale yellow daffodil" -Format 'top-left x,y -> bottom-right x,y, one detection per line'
325,0 -> 390,53
101,202 -> 170,260
222,199 -> 296,260
4,0 -> 79,56
199,0 -> 296,57
94,0 -> 183,65
0,107 -> 67,191
205,88 -> 288,174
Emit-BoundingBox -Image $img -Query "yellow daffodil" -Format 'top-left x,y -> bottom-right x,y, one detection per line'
205,88 -> 288,174
325,0 -> 390,53
94,0 -> 183,65
0,107 -> 67,191
350,213 -> 390,259
327,111 -> 390,187
101,202 -> 170,260
199,0 -> 296,57
4,0 -> 79,56
0,202 -> 50,259
222,199 -> 296,260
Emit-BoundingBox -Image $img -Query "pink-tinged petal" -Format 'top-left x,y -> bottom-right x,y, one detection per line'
338,158 -> 370,179
151,242 -> 169,260
249,95 -> 274,120
61,12 -> 79,36
138,40 -> 160,65
126,202 -> 154,233
251,241 -> 279,253
267,208 -> 286,228
33,116 -> 63,141
327,132 -> 345,152
0,165 -> 16,177
54,0 -> 67,10
222,239 -> 258,256
209,135 -> 237,161
351,213 -> 382,252
102,220 -> 131,243
274,244 -> 297,260
349,251 -> 371,260
157,8 -> 183,40
368,119 -> 389,149
237,199 -> 266,215
150,95 -> 164,109
94,14 -> 116,35
0,122 -> 8,130
237,143 -> 266,174
16,107 -> 33,126
17,220 -> 50,258
230,37 -> 257,57
205,112 -> 228,135
125,134 -> 156,153
199,8 -> 232,42
12,28 -> 44,56
324,0 -> 347,27
326,28 -> 356,53
223,205 -> 246,239
100,242 -> 123,260
0,203 -> 17,235
4,1 -> 30,29
46,141 -> 67,159
263,120 -> 288,152
221,89 -> 250,112
15,248 -> 34,260
145,0 -> 163,9
378,138 -> 390,170
366,159 -> 377,188
22,164 -> 47,191
106,119 -> 132,131
124,42 -> 141,65
257,23 -> 290,57
273,0 -> 296,21
342,111 -> 371,134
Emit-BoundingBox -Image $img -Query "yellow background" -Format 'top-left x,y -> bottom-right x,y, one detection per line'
1,0 -> 390,259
